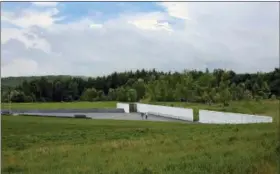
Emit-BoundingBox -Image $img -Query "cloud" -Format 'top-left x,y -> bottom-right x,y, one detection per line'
1,28 -> 51,52
89,23 -> 103,29
127,12 -> 173,31
2,8 -> 61,29
159,2 -> 189,20
1,58 -> 39,77
31,2 -> 58,7
1,2 -> 279,77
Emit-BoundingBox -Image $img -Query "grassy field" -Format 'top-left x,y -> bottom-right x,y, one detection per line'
2,115 -> 279,174
1,101 -> 117,110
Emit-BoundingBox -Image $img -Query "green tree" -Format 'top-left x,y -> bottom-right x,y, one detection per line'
213,93 -> 221,103
220,88 -> 231,106
126,88 -> 137,102
10,90 -> 25,102
108,88 -> 117,101
132,79 -> 146,101
244,90 -> 253,101
80,88 -> 98,101
115,87 -> 127,101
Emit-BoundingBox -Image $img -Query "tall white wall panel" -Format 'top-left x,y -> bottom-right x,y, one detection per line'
116,103 -> 130,113
199,110 -> 273,124
136,103 -> 193,121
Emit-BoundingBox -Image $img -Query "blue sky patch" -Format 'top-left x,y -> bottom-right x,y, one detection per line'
2,2 -> 164,24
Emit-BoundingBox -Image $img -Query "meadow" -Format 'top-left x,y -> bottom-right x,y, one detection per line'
1,101 -> 116,110
2,100 -> 279,174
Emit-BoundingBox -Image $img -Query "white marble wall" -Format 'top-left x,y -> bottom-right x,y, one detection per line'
199,110 -> 273,124
116,103 -> 130,113
136,103 -> 193,121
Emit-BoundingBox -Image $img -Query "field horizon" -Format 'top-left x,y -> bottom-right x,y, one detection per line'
2,99 -> 279,119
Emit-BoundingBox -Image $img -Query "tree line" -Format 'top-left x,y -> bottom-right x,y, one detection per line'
1,68 -> 280,105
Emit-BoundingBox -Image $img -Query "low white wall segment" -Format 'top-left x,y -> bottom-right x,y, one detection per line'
136,103 -> 193,121
199,110 -> 273,124
116,103 -> 130,113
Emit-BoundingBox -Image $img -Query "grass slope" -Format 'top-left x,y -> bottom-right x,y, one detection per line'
2,115 -> 279,174
1,101 -> 117,110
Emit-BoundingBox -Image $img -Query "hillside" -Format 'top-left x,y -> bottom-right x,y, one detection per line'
1,68 -> 280,104
1,75 -> 89,89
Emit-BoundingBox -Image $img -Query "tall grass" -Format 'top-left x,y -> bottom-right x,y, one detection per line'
2,115 -> 279,174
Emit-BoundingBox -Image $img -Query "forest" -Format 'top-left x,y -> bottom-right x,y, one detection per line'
1,68 -> 280,105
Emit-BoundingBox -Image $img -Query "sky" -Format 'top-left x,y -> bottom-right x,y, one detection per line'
1,2 -> 279,77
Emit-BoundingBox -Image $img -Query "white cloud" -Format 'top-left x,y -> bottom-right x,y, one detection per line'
127,12 -> 173,32
89,23 -> 103,29
1,58 -> 38,77
31,2 -> 58,7
159,2 -> 190,20
1,8 -> 60,29
1,2 -> 279,77
1,28 -> 51,52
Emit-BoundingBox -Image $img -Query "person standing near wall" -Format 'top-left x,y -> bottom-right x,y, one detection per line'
145,112 -> 148,120
141,113 -> 144,120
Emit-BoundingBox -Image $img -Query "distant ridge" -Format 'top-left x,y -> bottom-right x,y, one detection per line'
1,75 -> 89,89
